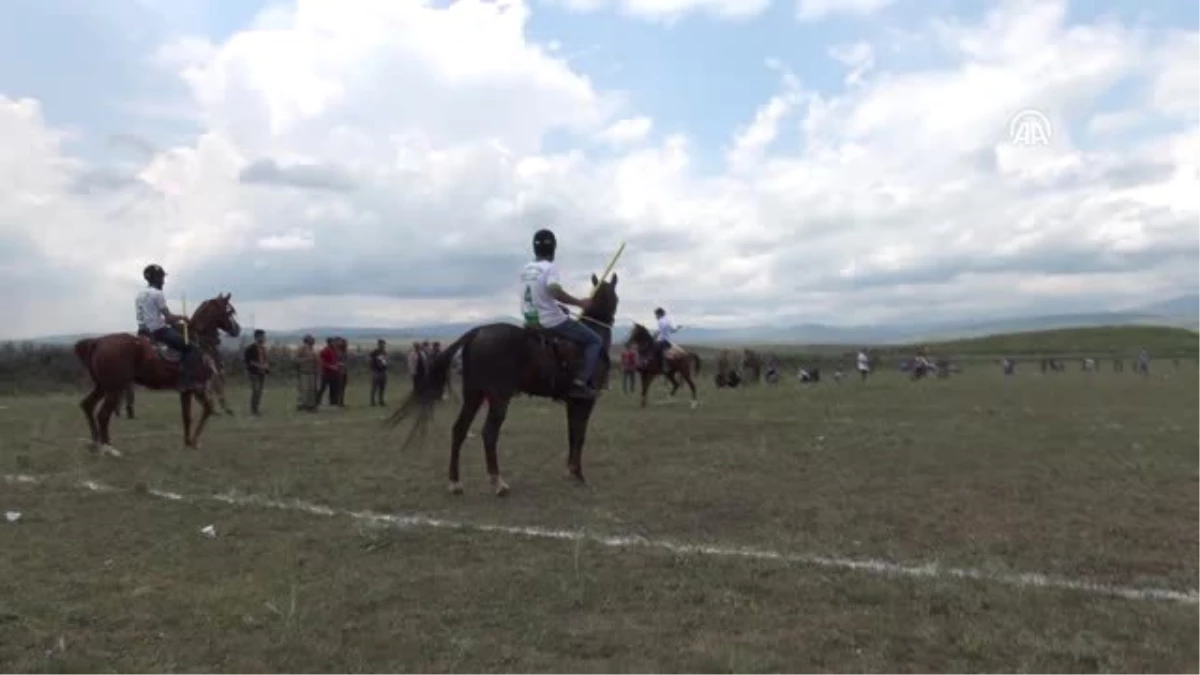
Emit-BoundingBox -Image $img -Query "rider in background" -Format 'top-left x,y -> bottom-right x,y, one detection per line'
652,307 -> 681,372
135,264 -> 201,390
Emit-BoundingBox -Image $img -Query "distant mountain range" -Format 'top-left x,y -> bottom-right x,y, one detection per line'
22,294 -> 1199,348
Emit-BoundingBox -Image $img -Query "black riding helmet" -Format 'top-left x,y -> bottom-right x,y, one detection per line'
143,264 -> 166,285
654,307 -> 665,317
532,229 -> 556,259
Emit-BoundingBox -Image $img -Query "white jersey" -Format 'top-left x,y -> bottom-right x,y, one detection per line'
856,351 -> 869,372
520,260 -> 569,329
135,287 -> 169,332
655,314 -> 678,342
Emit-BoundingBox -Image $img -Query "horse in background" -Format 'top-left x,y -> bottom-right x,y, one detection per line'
387,274 -> 620,496
74,293 -> 241,455
624,323 -> 702,408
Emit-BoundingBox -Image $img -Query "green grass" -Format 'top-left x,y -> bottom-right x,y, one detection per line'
1,365 -> 1197,672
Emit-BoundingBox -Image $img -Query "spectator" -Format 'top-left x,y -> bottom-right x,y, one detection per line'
295,334 -> 319,412
621,345 -> 637,393
317,338 -> 340,407
369,338 -> 389,406
243,329 -> 270,415
407,341 -> 423,389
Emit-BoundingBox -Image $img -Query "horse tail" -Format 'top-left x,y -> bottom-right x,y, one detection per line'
691,353 -> 702,375
384,328 -> 478,450
73,338 -> 98,374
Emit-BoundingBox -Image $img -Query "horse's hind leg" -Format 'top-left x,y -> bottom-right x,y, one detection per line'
480,395 -> 511,497
79,386 -> 104,447
95,391 -> 124,457
684,373 -> 698,408
448,388 -> 486,495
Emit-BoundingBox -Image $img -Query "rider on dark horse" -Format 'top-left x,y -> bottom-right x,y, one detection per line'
519,229 -> 603,399
652,306 -> 681,372
136,263 -> 202,390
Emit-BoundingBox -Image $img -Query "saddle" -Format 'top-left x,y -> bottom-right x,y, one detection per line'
137,335 -> 183,362
524,327 -> 609,395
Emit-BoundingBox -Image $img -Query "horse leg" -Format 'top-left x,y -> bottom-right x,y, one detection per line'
188,390 -> 215,448
684,372 -> 698,408
565,397 -> 596,485
639,371 -> 652,408
79,386 -> 104,448
667,369 -> 681,396
179,391 -> 194,448
95,391 -> 124,457
480,395 -> 511,497
447,388 -> 486,495
124,386 -> 135,419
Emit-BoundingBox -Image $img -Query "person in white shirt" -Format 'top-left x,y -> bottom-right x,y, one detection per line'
519,229 -> 603,398
651,307 -> 682,372
135,263 -> 201,390
856,349 -> 870,382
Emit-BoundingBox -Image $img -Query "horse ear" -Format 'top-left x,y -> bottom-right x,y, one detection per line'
591,273 -> 599,286
610,273 -> 618,287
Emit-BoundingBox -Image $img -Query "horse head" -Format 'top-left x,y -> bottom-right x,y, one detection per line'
624,322 -> 653,349
586,273 -> 619,327
191,292 -> 241,339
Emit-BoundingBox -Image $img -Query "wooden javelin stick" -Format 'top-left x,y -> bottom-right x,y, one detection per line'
181,293 -> 189,343
591,240 -> 626,298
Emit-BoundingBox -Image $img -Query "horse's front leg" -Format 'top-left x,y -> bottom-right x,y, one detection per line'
179,391 -> 194,447
639,371 -> 652,407
565,398 -> 596,485
189,390 -> 215,448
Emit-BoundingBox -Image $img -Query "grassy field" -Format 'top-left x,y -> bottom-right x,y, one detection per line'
1,364 -> 1197,672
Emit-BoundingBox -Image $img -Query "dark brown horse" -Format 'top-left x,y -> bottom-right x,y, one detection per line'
624,323 -> 702,409
75,293 -> 241,456
387,274 -> 619,496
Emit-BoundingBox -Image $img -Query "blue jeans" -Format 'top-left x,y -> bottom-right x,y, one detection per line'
151,326 -> 200,374
547,319 -> 603,383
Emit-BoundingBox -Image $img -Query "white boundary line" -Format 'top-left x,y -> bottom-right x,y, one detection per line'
5,473 -> 1196,606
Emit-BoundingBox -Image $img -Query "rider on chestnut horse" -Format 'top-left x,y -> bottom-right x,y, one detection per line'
652,307 -> 682,371
135,263 -> 203,390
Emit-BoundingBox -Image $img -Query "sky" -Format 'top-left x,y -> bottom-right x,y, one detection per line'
0,0 -> 1196,339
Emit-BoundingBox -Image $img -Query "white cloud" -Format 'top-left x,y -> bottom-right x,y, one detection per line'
796,0 -> 895,22
597,116 -> 654,145
0,0 -> 1196,339
553,0 -> 770,22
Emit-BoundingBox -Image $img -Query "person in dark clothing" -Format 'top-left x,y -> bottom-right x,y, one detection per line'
369,338 -> 389,406
243,329 -> 270,415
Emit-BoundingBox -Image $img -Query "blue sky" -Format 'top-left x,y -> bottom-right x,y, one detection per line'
0,0 -> 1196,338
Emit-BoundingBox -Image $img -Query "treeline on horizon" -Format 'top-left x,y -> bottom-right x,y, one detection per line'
0,325 -> 1194,396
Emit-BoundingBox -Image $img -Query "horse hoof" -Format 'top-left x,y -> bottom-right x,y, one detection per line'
491,478 -> 510,497
690,400 -> 699,410
99,444 -> 122,458
448,481 -> 464,496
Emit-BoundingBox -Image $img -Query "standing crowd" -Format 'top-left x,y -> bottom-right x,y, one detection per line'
222,335 -> 451,416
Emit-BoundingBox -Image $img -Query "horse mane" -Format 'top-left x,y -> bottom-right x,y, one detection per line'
628,322 -> 652,343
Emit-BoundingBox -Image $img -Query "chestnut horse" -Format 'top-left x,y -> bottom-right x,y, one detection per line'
387,274 -> 619,496
114,342 -> 234,420
625,322 -> 702,408
74,293 -> 241,456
